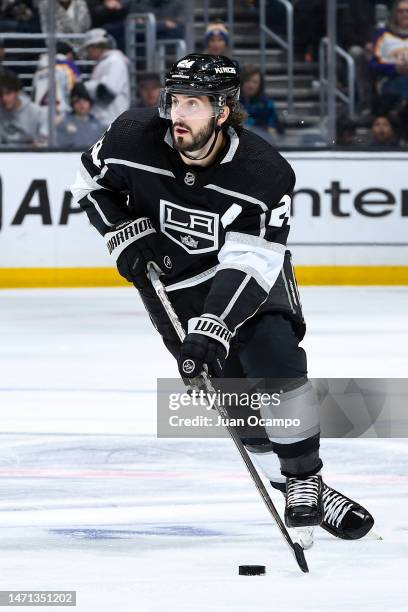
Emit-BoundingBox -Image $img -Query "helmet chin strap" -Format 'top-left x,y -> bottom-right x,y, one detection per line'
180,116 -> 222,162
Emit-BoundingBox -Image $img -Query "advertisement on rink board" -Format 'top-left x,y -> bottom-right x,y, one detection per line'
0,151 -> 407,287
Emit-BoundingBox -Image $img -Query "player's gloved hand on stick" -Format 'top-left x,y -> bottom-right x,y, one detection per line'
105,217 -> 172,289
178,314 -> 232,379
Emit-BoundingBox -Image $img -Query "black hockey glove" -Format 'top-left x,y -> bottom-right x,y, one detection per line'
105,217 -> 172,290
178,314 -> 232,379
96,83 -> 116,105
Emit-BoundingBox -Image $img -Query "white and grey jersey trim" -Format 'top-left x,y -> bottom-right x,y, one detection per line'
204,183 -> 268,238
71,161 -> 108,203
71,162 -> 116,227
166,231 -> 284,299
281,265 -> 297,315
217,261 -> 271,294
86,194 -> 116,228
104,158 -> 176,178
165,265 -> 218,292
220,128 -> 240,164
225,231 -> 285,255
218,231 -> 285,292
71,158 -> 175,228
164,128 -> 173,149
219,274 -> 252,320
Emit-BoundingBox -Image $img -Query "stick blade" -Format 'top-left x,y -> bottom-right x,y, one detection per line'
293,542 -> 309,573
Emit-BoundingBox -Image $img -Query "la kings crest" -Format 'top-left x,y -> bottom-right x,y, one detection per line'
160,200 -> 219,254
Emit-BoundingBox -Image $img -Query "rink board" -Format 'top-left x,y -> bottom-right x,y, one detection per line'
0,150 -> 407,287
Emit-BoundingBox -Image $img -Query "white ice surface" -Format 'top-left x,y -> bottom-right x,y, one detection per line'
0,287 -> 407,611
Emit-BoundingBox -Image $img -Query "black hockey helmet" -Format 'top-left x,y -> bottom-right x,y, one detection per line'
159,54 -> 240,120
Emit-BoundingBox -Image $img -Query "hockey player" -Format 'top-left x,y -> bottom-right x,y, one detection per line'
71,54 -> 373,539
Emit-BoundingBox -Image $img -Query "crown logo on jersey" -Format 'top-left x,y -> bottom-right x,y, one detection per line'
184,172 -> 195,186
180,234 -> 199,249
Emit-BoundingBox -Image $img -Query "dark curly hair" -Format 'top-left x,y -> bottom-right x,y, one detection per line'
224,99 -> 248,132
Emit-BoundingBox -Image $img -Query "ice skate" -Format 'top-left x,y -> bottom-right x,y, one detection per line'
321,484 -> 374,540
274,480 -> 374,541
284,475 -> 324,528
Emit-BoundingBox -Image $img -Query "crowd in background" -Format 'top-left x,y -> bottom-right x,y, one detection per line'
1,0 -> 408,148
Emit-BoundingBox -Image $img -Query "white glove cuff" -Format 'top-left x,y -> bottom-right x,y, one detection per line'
105,217 -> 155,260
188,314 -> 232,355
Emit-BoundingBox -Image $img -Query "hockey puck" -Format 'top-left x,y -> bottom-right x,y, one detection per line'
238,565 -> 266,576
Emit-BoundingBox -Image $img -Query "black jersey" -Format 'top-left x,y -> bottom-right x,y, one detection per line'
71,108 -> 302,345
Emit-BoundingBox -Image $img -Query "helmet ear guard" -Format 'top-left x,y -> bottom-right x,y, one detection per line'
158,88 -> 171,119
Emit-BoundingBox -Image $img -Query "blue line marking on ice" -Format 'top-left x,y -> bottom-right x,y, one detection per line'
51,526 -> 225,539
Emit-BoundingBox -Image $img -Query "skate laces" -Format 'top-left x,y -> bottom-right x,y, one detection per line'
323,486 -> 354,528
287,476 -> 321,508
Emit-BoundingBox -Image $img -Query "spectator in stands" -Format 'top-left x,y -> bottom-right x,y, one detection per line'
57,82 -> 103,147
86,1 -> 129,50
0,36 -> 17,76
395,98 -> 408,143
293,0 -> 326,62
137,71 -> 160,107
56,40 -> 81,70
38,0 -> 91,35
203,21 -> 230,56
32,42 -> 80,116
371,0 -> 408,100
157,0 -> 185,40
338,0 -> 375,113
0,71 -> 46,145
131,0 -> 185,40
87,0 -> 128,26
82,27 -> 130,127
239,64 -> 282,142
264,0 -> 288,38
369,114 -> 400,146
335,116 -> 356,146
0,1 -> 39,33
0,38 -> 6,76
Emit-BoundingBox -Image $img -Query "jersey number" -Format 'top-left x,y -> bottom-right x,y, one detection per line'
91,123 -> 111,168
268,195 -> 291,228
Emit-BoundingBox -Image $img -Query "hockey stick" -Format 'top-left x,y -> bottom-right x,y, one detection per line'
148,265 -> 309,574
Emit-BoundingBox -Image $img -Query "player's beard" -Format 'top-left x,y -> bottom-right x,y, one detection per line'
172,118 -> 215,153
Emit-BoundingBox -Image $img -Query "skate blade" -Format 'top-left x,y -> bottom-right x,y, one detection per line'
290,526 -> 315,550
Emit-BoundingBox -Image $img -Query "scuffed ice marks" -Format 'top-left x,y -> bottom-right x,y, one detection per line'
51,526 -> 225,539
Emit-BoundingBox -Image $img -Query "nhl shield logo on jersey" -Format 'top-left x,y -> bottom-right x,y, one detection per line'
163,255 -> 172,269
184,172 -> 195,186
160,200 -> 219,254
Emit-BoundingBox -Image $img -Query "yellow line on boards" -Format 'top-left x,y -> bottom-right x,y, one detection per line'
295,266 -> 408,285
0,268 -> 128,288
0,267 -> 408,288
